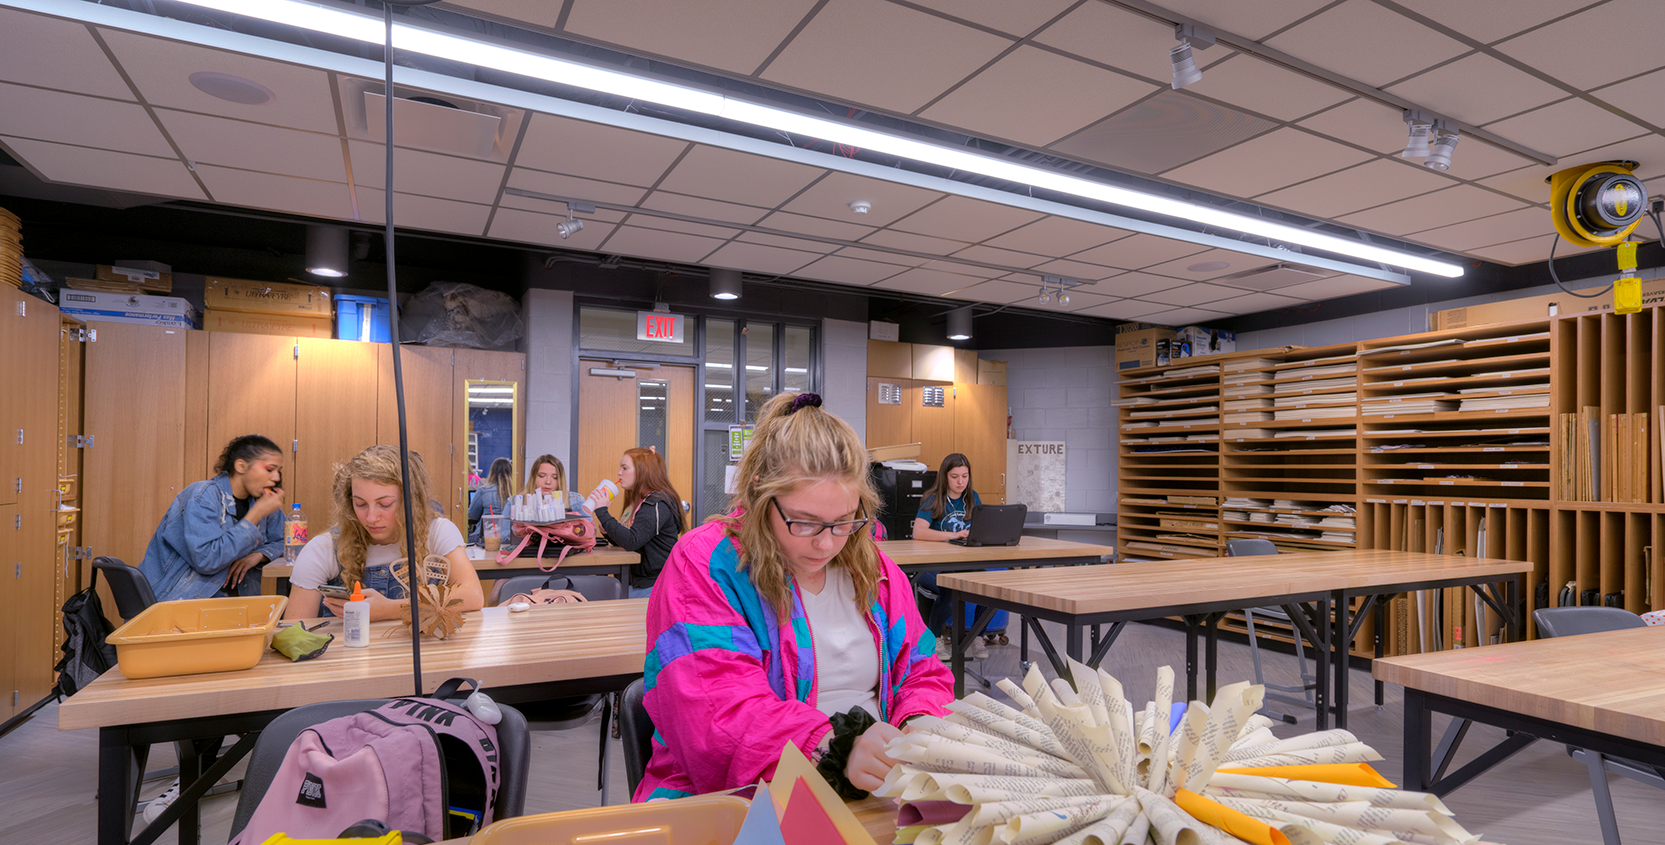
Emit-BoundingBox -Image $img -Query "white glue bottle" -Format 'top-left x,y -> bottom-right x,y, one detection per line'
344,581 -> 370,648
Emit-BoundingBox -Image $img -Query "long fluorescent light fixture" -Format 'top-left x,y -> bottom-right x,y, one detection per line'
173,0 -> 1464,278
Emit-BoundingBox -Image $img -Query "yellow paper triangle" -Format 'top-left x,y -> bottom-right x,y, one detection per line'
766,741 -> 880,845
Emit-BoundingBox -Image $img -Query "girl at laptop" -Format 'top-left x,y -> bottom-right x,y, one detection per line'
912,454 -> 1005,657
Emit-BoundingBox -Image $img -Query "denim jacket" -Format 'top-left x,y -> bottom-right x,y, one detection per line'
139,474 -> 287,602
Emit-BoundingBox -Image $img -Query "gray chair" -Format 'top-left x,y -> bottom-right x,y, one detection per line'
620,678 -> 653,800
1532,606 -> 1656,845
227,695 -> 530,841
1225,539 -> 1316,724
492,573 -> 627,804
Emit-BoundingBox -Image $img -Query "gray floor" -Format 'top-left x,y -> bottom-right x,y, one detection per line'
4,618 -> 1659,845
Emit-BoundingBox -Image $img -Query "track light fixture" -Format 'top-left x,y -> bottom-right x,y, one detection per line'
1037,275 -> 1079,307
1401,111 -> 1432,158
557,200 -> 596,239
1424,127 -> 1460,171
305,225 -> 348,277
946,305 -> 973,341
1401,111 -> 1459,171
709,267 -> 742,300
1170,23 -> 1215,90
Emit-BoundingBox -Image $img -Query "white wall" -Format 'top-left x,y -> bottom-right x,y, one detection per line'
982,345 -> 1118,515
822,318 -> 867,441
520,288 -> 573,477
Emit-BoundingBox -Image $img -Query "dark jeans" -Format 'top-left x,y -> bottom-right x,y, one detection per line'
917,571 -> 1005,636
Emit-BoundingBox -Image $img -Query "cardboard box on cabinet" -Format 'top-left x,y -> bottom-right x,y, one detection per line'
203,308 -> 333,338
204,276 -> 332,317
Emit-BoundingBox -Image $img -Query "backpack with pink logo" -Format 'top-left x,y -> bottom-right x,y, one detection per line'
497,516 -> 597,571
231,678 -> 501,843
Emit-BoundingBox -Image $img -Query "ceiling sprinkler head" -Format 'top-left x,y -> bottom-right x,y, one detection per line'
849,199 -> 872,214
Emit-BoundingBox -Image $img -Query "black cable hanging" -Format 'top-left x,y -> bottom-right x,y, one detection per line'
382,0 -> 445,698
1544,208 -> 1664,300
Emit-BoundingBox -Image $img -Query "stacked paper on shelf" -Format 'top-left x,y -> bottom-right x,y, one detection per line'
1224,398 -> 1274,410
1275,428 -> 1357,437
1130,405 -> 1218,418
1221,428 -> 1271,440
1157,417 -> 1219,427
1224,372 -> 1266,386
1166,364 -> 1221,378
1224,411 -> 1274,423
1274,514 -> 1319,527
1223,497 -> 1267,508
1272,392 -> 1357,407
1274,405 -> 1356,420
1223,511 -> 1248,521
1270,363 -> 1357,380
1318,516 -> 1357,528
1272,377 -> 1355,393
1319,531 -> 1353,543
1223,383 -> 1272,396
1113,396 -> 1160,407
1365,338 -> 1465,355
1122,421 -> 1159,428
1249,512 -> 1274,523
1320,503 -> 1356,514
1456,392 -> 1551,412
1224,357 -> 1278,372
1185,434 -> 1219,442
1363,396 -> 1457,414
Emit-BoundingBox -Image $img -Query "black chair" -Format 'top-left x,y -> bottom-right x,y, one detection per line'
227,697 -> 530,841
1532,606 -> 1645,639
1225,538 -> 1316,724
620,678 -> 653,800
491,573 -> 628,805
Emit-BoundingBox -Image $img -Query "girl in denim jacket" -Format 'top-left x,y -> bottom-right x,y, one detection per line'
139,434 -> 287,602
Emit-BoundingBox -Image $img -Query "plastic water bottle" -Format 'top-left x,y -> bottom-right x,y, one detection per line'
284,503 -> 308,563
344,581 -> 370,648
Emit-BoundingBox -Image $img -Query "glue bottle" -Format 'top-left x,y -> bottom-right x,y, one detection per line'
344,581 -> 370,648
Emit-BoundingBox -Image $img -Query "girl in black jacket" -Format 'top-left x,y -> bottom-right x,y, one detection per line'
585,447 -> 686,597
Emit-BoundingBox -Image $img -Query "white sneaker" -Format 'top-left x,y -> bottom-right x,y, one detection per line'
971,638 -> 989,660
142,779 -> 181,824
934,638 -> 952,660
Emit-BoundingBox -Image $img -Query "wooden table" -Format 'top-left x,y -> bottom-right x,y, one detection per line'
878,536 -> 1113,573
1375,626 -> 1665,845
63,601 -> 648,845
261,545 -> 641,596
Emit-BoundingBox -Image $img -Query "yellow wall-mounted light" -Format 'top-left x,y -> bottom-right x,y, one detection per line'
1548,161 -> 1647,247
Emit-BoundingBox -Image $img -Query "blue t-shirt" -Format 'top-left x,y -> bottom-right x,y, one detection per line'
917,490 -> 982,533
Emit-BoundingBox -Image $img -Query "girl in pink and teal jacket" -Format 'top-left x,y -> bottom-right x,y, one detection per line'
635,392 -> 954,802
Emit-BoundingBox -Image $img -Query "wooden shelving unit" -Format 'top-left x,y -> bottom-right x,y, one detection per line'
1117,356 -> 1233,561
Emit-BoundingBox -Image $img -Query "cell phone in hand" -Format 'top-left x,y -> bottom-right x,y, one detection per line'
315,584 -> 351,599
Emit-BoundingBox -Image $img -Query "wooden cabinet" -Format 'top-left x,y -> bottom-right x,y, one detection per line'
378,344 -> 457,532
867,340 -> 914,380
909,384 -> 955,469
955,383 -> 1008,504
864,374 -> 1007,502
206,333 -> 298,480
294,338 -> 379,520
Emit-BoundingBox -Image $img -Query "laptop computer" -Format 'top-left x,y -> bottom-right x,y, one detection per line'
948,503 -> 1028,547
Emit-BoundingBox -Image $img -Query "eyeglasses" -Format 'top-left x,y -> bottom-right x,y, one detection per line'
770,499 -> 871,537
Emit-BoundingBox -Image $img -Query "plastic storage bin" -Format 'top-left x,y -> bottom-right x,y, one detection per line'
471,794 -> 749,845
335,294 -> 391,342
106,595 -> 287,678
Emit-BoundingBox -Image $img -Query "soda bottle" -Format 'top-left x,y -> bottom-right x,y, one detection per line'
285,503 -> 309,563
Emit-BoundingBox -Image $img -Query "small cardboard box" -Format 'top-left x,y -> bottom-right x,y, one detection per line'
205,277 -> 332,317
1115,326 -> 1176,370
1429,277 -> 1665,330
977,358 -> 1006,386
60,288 -> 196,327
96,261 -> 173,292
1175,326 -> 1236,357
203,308 -> 334,338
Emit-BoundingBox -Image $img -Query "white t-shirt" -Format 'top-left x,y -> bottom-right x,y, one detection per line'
289,518 -> 465,590
801,565 -> 881,720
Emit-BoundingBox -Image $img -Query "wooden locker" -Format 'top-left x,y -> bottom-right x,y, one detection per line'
12,294 -> 64,715
954,382 -> 1008,504
183,331 -> 211,485
206,332 -> 298,489
293,338 -> 381,524
377,344 -> 454,522
0,287 -> 26,506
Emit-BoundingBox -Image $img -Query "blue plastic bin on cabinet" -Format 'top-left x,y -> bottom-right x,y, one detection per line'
335,294 -> 391,342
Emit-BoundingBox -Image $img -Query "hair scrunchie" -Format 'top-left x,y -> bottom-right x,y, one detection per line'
786,392 -> 823,415
815,706 -> 877,800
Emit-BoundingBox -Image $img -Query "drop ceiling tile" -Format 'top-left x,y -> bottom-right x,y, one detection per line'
1594,68 -> 1665,128
355,189 -> 492,237
1297,98 -> 1408,154
1407,207 -> 1555,252
944,280 -> 1038,304
515,113 -> 689,187
756,211 -> 876,241
1032,2 -> 1185,84
619,214 -> 742,240
1496,0 -> 1665,90
795,255 -> 908,285
1433,136 -> 1540,181
1162,127 -> 1373,199
157,110 -> 345,181
1183,54 -> 1352,122
1481,99 -> 1648,159
780,172 -> 945,227
906,0 -> 1075,36
1029,258 -> 1125,282
0,10 -> 131,98
1255,158 -> 1458,219
920,46 -> 1158,148
982,217 -> 1129,257
100,30 -> 338,134
735,231 -> 838,253
1209,291 -> 1307,316
1478,133 -> 1665,203
761,0 -> 1012,115
1213,264 -> 1337,291
950,244 -> 1049,270
640,191 -> 771,226
1093,271 -> 1191,299
1051,290 -> 1118,313
1069,233 -> 1210,271
1393,54 -> 1571,128
1,137 -> 202,199
442,0 -> 559,27
495,191 -> 630,222
1142,248 -> 1274,282
348,141 -> 505,205
887,196 -> 1042,243
562,0 -> 818,75
871,265 -> 989,296
194,166 -> 350,219
1274,274 -> 1402,300
0,83 -> 174,157
1390,0 -> 1590,44
654,145 -> 825,209
1264,0 -> 1470,88
858,229 -> 971,257
702,241 -> 820,275
1138,306 -> 1231,326
506,167 -> 649,206
597,225 -> 725,264
1051,90 -> 1278,175
489,207 -> 619,250
1339,185 -> 1527,236
1154,0 -> 1338,41
1075,298 -> 1173,321
835,246 -> 930,267
1138,282 -> 1252,307
1466,233 -> 1604,266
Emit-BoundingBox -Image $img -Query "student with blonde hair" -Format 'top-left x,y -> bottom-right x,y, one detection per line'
283,445 -> 485,620
467,457 -> 515,545
636,392 -> 952,802
524,454 -> 567,502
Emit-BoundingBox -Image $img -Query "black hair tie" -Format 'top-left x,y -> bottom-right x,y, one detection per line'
787,393 -> 822,415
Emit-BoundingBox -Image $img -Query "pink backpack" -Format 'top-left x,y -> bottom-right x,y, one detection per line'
232,678 -> 501,843
497,516 -> 597,571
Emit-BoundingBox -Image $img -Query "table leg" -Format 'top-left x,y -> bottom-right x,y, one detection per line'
952,595 -> 966,699
178,740 -> 201,845
1508,576 -> 1522,642
1333,592 -> 1350,731
1065,621 -> 1083,677
98,726 -> 140,845
1020,619 -> 1029,663
1584,751 -> 1624,845
1316,596 -> 1331,731
1205,612 -> 1223,704
1403,688 -> 1432,792
1374,596 -> 1388,707
1184,615 -> 1200,703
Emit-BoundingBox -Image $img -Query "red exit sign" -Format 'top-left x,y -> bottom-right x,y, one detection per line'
636,310 -> 686,344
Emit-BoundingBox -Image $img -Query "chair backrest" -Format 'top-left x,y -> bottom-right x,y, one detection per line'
92,556 -> 156,621
1532,606 -> 1646,639
620,677 -> 653,800
1226,538 -> 1279,557
491,573 -> 625,605
229,697 -> 530,839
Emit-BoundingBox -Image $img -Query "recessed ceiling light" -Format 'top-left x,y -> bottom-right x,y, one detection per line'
1187,261 -> 1230,272
188,71 -> 276,105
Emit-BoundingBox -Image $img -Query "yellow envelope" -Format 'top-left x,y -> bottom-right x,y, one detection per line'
1215,763 -> 1396,788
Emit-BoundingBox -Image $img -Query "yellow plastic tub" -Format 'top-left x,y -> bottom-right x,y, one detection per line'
471,795 -> 750,845
106,595 -> 287,678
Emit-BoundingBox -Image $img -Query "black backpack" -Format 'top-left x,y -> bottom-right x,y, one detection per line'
54,567 -> 119,696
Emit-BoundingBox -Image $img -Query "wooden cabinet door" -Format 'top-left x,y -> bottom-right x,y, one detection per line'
378,345 -> 454,528
866,378 -> 914,451
0,502 -> 17,721
0,287 -> 29,505
955,383 -> 1008,504
183,331 -> 211,485
83,323 -> 188,564
294,339 -> 380,523
207,332 -> 298,491
910,384 -> 955,470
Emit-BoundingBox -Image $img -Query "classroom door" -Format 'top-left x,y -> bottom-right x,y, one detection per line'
577,361 -> 694,512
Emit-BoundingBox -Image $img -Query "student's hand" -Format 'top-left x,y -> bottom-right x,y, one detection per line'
247,486 -> 286,523
225,552 -> 264,588
322,586 -> 397,620
953,529 -> 970,540
845,721 -> 904,792
584,488 -> 611,515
